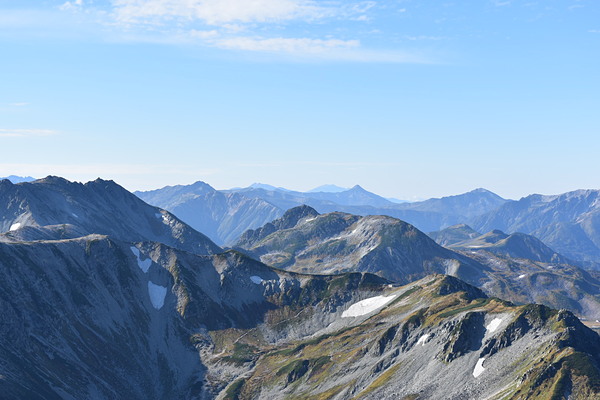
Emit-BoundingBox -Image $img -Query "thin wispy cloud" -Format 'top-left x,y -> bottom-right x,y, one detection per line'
51,0 -> 427,62
213,37 -> 359,54
111,0 -> 333,26
60,0 -> 84,11
0,129 -> 58,138
8,102 -> 29,107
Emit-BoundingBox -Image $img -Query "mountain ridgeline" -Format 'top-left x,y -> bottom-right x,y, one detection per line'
431,224 -> 574,265
136,181 -> 600,269
0,176 -> 221,255
136,182 -> 509,245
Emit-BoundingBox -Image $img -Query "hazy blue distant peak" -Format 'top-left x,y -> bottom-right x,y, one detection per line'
308,184 -> 349,193
470,188 -> 494,194
386,197 -> 408,204
248,183 -> 291,192
1,175 -> 36,184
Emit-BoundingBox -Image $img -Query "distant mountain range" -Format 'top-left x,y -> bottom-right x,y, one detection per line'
136,182 -> 508,246
0,175 -> 36,183
307,184 -> 348,193
136,181 -> 282,246
137,182 -> 600,269
470,189 -> 600,268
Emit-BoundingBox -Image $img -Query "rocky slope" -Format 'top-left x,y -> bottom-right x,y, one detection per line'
217,275 -> 600,400
236,207 -> 600,320
0,176 -> 221,255
0,234 -> 390,399
2,235 -> 598,399
234,206 -> 488,286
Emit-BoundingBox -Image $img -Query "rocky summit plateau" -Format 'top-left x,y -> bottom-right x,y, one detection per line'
0,177 -> 599,399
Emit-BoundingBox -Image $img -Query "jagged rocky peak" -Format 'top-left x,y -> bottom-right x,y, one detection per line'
277,205 -> 320,229
235,205 -> 320,248
436,275 -> 487,300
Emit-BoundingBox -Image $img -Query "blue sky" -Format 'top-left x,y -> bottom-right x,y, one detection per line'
1,0 -> 598,200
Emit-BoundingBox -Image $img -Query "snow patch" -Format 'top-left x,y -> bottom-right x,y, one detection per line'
147,281 -> 167,310
9,223 -> 21,231
342,295 -> 397,318
486,318 -> 502,333
517,274 -> 526,279
304,217 -> 316,223
417,333 -> 430,346
250,275 -> 264,284
130,246 -> 151,273
71,213 -> 79,218
473,358 -> 486,377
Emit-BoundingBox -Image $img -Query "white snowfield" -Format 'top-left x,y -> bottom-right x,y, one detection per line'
517,274 -> 526,279
486,318 -> 503,333
417,333 -> 431,346
250,276 -> 264,284
9,223 -> 21,231
130,246 -> 151,273
473,357 -> 486,377
342,294 -> 397,318
147,281 -> 167,310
